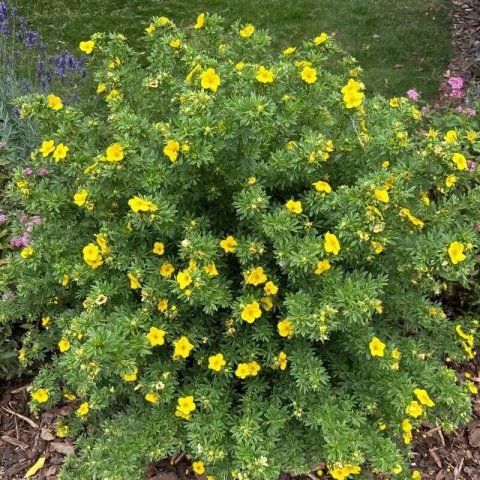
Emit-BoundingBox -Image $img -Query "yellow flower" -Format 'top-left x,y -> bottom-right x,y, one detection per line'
414,388 -> 435,407
153,242 -> 165,255
83,243 -> 103,269
108,57 -> 121,69
220,235 -> 237,253
444,130 -> 458,143
175,395 -> 196,419
53,143 -> 69,161
156,16 -> 170,26
328,464 -> 361,480
208,353 -> 226,372
315,259 -> 331,275
389,97 -> 400,108
391,348 -> 401,360
374,188 -> 390,203
260,296 -> 273,311
256,66 -> 275,84
402,418 -> 413,433
147,327 -> 166,346
32,388 -> 49,403
177,270 -> 192,290
145,392 -> 159,404
341,79 -> 364,94
248,361 -> 261,376
79,40 -> 95,54
73,189 -> 89,207
343,90 -> 364,109
445,174 -> 457,188
122,367 -> 138,382
239,24 -> 255,38
468,381 -> 478,395
371,241 -> 384,254
41,316 -> 51,328
169,39 -> 181,48
301,66 -> 317,84
47,94 -> 63,110
164,140 -> 180,162
264,281 -> 278,295
173,336 -> 194,359
466,130 -> 477,142
392,465 -> 402,474
314,32 -> 328,45
194,13 -> 205,29
192,461 -> 205,475
20,246 -> 34,259
128,196 -> 158,213
396,131 -> 408,142
452,152 -> 467,170
203,262 -> 218,276
277,319 -> 294,338
157,299 -> 169,312
145,24 -> 156,34
235,363 -> 251,379
412,471 -> 422,480
399,208 -> 424,228
420,192 -> 430,205
58,338 -> 71,353
286,199 -> 302,214
369,337 -> 386,357
235,61 -> 246,71
39,139 -> 55,157
160,262 -> 175,277
405,400 -> 423,418
448,241 -> 466,264
245,267 -> 267,286
93,234 -> 109,254
77,402 -> 89,416
106,89 -> 120,101
56,424 -> 69,438
241,301 -> 262,323
283,47 -> 296,55
200,68 -> 221,92
96,82 -> 106,93
128,273 -> 142,289
277,351 -> 288,370
324,232 -> 340,256
105,143 -> 124,162
313,180 -> 332,193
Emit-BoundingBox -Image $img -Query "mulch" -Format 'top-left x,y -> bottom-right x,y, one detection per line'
446,0 -> 480,82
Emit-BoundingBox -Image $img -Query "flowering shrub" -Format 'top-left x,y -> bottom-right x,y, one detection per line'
2,13 -> 480,480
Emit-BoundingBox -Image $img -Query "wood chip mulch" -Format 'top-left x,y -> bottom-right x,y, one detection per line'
446,0 -> 480,82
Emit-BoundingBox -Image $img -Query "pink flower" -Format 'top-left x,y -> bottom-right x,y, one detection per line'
450,88 -> 464,98
448,76 -> 464,90
406,89 -> 420,101
38,167 -> 48,176
22,167 -> 33,175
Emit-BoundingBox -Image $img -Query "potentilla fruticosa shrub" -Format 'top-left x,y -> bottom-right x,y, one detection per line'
2,12 -> 480,480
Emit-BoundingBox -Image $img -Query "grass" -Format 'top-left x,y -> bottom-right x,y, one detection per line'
13,0 -> 452,99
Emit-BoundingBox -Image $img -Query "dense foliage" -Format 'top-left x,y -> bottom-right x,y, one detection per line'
1,13 -> 480,480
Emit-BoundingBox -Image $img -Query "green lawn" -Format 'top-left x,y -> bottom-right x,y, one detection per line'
14,0 -> 452,98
